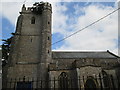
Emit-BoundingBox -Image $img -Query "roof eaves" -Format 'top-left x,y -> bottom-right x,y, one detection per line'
107,50 -> 120,58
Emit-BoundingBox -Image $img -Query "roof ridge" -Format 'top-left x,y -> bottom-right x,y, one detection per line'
52,51 -> 107,53
52,50 -> 119,59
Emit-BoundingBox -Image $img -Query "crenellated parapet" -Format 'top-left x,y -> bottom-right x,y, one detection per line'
20,2 -> 52,14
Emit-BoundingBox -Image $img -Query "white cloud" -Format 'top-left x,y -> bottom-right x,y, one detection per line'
52,2 -> 68,34
1,3 -> 22,26
53,3 -> 118,55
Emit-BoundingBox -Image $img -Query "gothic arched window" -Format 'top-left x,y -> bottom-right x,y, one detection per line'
84,76 -> 97,90
102,70 -> 110,89
31,17 -> 35,24
59,72 -> 68,90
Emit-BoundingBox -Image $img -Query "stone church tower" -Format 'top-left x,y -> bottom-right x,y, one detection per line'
3,2 -> 120,89
3,2 -> 52,88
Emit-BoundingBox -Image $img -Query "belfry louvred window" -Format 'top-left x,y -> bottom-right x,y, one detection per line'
31,17 -> 35,24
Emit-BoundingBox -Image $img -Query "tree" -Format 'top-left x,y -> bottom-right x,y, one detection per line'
2,37 -> 13,66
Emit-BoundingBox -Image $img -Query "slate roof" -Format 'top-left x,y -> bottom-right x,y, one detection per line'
52,50 -> 119,59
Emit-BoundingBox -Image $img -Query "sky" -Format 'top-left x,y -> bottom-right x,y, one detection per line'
0,0 -> 120,56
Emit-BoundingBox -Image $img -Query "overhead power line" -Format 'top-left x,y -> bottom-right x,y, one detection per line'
52,7 -> 120,45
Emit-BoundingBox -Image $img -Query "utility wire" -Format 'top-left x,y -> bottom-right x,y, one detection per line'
52,7 -> 120,45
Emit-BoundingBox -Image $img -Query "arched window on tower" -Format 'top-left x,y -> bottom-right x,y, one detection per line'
58,72 -> 68,90
31,17 -> 35,24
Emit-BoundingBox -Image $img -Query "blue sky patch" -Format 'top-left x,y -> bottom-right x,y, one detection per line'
2,17 -> 14,40
52,32 -> 64,50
